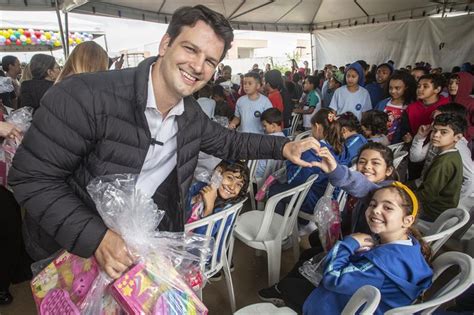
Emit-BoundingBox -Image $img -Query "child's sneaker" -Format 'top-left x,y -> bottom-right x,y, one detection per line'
258,284 -> 285,306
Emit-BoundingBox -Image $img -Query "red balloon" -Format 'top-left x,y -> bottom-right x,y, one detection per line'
34,31 -> 42,38
16,39 -> 21,46
24,31 -> 31,37
5,39 -> 11,45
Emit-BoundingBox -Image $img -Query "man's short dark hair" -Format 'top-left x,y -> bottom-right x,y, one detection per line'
222,65 -> 232,73
212,84 -> 225,98
244,71 -> 261,84
166,5 -> 234,61
260,108 -> 282,125
419,74 -> 445,91
433,113 -> 467,135
2,55 -> 18,72
437,103 -> 467,118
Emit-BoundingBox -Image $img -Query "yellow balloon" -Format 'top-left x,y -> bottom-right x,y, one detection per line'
75,38 -> 82,44
26,37 -> 32,44
8,29 -> 13,34
19,28 -> 24,34
54,40 -> 61,47
68,38 -> 73,45
45,32 -> 51,40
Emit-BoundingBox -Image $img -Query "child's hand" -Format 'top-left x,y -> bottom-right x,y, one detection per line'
200,185 -> 218,217
350,233 -> 375,251
228,122 -> 237,129
416,124 -> 431,138
311,146 -> 338,173
402,133 -> 413,143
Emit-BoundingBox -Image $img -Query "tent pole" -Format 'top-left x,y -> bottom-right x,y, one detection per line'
65,12 -> 70,57
54,0 -> 68,59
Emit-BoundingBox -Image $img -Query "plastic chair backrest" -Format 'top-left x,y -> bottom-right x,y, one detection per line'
388,142 -> 404,155
342,285 -> 381,315
289,113 -> 301,136
384,251 -> 474,315
422,208 -> 470,255
393,151 -> 408,169
256,174 -> 318,241
184,199 -> 246,278
294,129 -> 312,141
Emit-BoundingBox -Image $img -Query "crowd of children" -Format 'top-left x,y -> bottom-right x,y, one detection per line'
185,59 -> 473,314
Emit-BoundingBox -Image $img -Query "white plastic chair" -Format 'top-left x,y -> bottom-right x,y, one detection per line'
234,303 -> 296,314
184,199 -> 246,313
247,160 -> 259,210
388,142 -> 405,155
342,285 -> 381,315
247,159 -> 284,210
419,208 -> 470,255
294,129 -> 312,141
234,175 -> 318,286
385,251 -> 474,315
393,150 -> 408,169
289,113 -> 301,137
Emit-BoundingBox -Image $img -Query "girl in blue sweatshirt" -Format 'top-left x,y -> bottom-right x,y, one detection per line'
269,108 -> 345,216
302,182 -> 433,315
337,111 -> 367,166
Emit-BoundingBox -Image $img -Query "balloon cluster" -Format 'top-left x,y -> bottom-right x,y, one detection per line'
0,28 -> 94,47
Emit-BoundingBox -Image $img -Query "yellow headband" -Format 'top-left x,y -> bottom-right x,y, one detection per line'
392,181 -> 419,217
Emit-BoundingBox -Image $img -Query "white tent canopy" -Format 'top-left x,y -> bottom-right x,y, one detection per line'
0,0 -> 471,32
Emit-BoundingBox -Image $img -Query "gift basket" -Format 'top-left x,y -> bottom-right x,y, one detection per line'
0,107 -> 33,187
31,174 -> 214,314
313,196 -> 341,252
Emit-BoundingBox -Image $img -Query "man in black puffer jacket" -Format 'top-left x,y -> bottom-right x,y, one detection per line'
9,5 -> 320,279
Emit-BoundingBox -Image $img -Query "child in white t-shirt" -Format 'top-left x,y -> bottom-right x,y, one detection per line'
229,72 -> 273,134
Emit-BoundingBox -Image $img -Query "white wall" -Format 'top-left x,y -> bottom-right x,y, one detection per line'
313,14 -> 474,70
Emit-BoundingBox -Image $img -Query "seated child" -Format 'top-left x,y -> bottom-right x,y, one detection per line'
399,74 -> 449,143
410,103 -> 473,208
337,111 -> 367,165
375,71 -> 417,143
256,108 -> 286,179
196,84 -> 216,119
302,184 -> 433,315
448,72 -> 474,142
212,84 -> 234,122
361,110 -> 390,146
293,75 -> 321,130
268,109 -> 345,217
187,160 -> 249,228
229,72 -> 273,134
329,62 -> 371,120
409,113 -> 466,221
260,181 -> 433,314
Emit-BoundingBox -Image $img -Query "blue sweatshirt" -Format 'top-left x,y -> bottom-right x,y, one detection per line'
286,140 -> 345,214
303,236 -> 432,315
375,97 -> 390,112
341,134 -> 367,166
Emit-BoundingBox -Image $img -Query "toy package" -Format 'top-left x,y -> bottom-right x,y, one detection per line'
31,251 -> 100,314
82,174 -> 213,314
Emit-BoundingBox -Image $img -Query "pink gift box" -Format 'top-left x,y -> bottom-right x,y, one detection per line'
111,262 -> 208,315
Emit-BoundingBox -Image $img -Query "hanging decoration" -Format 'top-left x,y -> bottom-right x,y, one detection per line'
0,28 -> 94,48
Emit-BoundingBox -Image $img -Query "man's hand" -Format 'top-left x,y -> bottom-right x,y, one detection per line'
282,138 -> 322,167
0,122 -> 22,141
94,229 -> 134,279
310,146 -> 338,173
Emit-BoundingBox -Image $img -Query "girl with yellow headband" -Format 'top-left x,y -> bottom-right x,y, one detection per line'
302,181 -> 433,315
